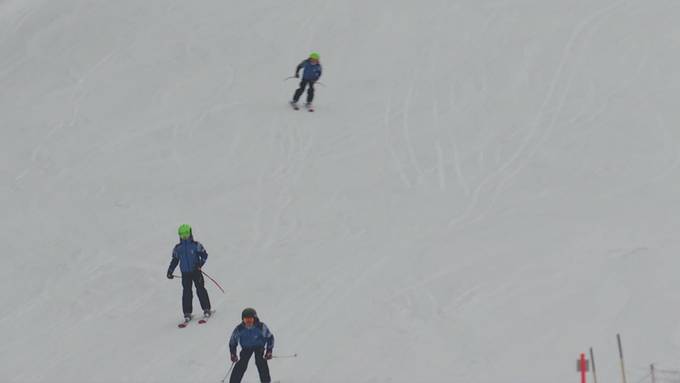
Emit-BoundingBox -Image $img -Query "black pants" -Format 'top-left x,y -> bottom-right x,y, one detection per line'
229,347 -> 271,383
292,79 -> 315,103
181,271 -> 210,315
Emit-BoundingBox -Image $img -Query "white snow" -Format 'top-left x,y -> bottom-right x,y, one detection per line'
1,0 -> 680,382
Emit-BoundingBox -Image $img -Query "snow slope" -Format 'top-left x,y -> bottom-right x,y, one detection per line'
2,0 -> 680,382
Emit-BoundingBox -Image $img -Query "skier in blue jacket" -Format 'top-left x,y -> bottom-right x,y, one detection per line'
228,308 -> 275,383
167,224 -> 211,320
290,52 -> 322,108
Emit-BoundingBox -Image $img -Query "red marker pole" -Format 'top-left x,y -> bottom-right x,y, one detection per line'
581,353 -> 587,383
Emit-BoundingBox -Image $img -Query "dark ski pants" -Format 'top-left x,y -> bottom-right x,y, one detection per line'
292,79 -> 315,103
181,270 -> 210,315
229,347 -> 271,383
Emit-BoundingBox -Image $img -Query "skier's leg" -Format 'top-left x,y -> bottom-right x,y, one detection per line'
181,272 -> 193,315
193,271 -> 211,311
253,347 -> 271,383
292,80 -> 308,102
306,81 -> 315,104
230,348 -> 254,383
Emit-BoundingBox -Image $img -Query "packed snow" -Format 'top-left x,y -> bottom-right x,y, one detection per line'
1,0 -> 680,382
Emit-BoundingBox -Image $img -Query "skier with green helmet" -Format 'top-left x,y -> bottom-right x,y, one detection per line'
167,224 -> 211,323
290,52 -> 322,111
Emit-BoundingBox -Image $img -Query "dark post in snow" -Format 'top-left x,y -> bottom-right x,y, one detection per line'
617,334 -> 628,383
590,347 -> 598,383
650,364 -> 656,383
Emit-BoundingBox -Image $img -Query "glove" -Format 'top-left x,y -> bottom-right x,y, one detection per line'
265,351 -> 273,360
166,272 -> 174,279
295,73 -> 299,78
230,353 -> 239,363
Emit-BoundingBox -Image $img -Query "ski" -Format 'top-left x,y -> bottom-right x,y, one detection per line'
177,315 -> 192,328
198,310 -> 214,324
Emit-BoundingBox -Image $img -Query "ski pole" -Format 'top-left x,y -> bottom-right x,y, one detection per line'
201,270 -> 226,294
172,274 -> 182,278
273,353 -> 298,359
221,362 -> 235,383
284,76 -> 324,87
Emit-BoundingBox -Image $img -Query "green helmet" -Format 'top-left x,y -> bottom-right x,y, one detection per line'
178,224 -> 192,239
309,52 -> 320,60
242,307 -> 257,319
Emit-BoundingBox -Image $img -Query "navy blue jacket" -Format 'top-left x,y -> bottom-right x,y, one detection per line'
296,59 -> 322,81
168,237 -> 208,273
229,319 -> 275,353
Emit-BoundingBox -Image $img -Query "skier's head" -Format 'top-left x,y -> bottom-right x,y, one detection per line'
242,307 -> 257,327
309,52 -> 320,62
178,224 -> 192,240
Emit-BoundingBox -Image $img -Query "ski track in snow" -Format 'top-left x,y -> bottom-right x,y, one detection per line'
447,0 -> 637,228
384,94 -> 413,188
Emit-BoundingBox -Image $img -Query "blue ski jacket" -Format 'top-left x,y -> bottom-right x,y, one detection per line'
229,319 -> 275,353
168,238 -> 208,273
296,59 -> 322,81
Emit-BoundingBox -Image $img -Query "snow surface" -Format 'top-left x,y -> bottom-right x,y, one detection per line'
1,0 -> 680,382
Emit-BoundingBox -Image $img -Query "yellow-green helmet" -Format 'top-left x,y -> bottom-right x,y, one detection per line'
309,52 -> 320,60
178,224 -> 192,239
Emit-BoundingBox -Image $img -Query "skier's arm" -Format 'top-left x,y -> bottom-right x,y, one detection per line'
294,60 -> 306,77
197,243 -> 208,267
316,64 -> 322,80
167,249 -> 179,274
229,327 -> 240,354
263,324 -> 275,352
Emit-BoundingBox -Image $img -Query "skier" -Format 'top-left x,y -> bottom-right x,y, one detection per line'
167,224 -> 211,322
290,52 -> 322,110
228,308 -> 275,383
